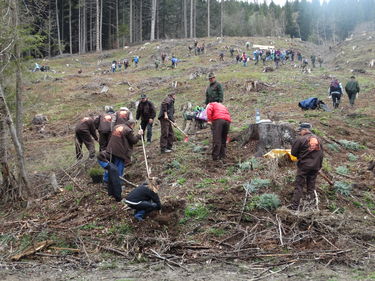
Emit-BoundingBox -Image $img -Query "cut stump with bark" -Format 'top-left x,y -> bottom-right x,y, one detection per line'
233,122 -> 297,157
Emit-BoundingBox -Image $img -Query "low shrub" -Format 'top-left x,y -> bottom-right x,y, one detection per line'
347,153 -> 358,162
339,140 -> 365,151
336,166 -> 349,175
256,193 -> 280,210
334,181 -> 352,196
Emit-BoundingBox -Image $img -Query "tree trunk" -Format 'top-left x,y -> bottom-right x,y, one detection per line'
150,0 -> 156,41
190,0 -> 193,38
233,123 -> 297,157
0,85 -> 30,200
89,0 -> 92,51
207,0 -> 210,37
193,0 -> 196,38
82,0 -> 86,53
156,0 -> 159,40
96,0 -> 100,51
69,0 -> 72,54
55,0 -> 63,55
130,0 -> 133,43
220,0 -> 223,37
139,0 -> 142,42
184,0 -> 187,38
78,0 -> 81,53
48,7 -> 52,56
116,0 -> 120,47
100,0 -> 103,50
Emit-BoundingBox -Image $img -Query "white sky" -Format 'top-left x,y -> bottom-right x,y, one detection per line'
237,0 -> 327,6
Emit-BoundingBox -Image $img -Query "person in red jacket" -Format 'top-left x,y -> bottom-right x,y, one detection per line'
206,102 -> 232,161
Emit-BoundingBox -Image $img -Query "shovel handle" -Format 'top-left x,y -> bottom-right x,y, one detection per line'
319,171 -> 334,186
167,119 -> 188,137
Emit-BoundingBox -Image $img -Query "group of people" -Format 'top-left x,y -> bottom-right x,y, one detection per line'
328,76 -> 360,108
111,57 -> 139,72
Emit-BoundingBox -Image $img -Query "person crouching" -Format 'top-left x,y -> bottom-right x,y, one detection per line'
124,180 -> 161,221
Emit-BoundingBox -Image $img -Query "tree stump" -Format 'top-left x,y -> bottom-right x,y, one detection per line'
233,122 -> 297,157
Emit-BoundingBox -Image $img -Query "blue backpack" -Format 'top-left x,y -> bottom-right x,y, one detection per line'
298,97 -> 319,110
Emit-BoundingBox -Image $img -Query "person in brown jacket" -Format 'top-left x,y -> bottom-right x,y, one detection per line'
94,106 -> 115,151
105,120 -> 143,178
290,123 -> 324,210
75,117 -> 98,160
158,93 -> 176,153
113,107 -> 133,126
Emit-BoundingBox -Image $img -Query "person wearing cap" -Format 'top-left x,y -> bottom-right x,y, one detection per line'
94,106 -> 115,151
345,76 -> 360,107
136,94 -> 156,144
158,93 -> 176,153
206,102 -> 232,161
290,123 -> 324,210
124,180 -> 162,221
75,116 -> 98,160
105,120 -> 143,179
205,72 -> 224,105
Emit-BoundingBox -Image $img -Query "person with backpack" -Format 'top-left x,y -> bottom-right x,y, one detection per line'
328,78 -> 344,109
94,106 -> 115,151
206,102 -> 231,161
345,76 -> 360,107
75,116 -> 98,160
136,94 -> 156,144
124,180 -> 162,221
290,123 -> 323,210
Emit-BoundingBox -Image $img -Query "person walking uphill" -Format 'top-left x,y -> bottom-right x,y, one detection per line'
205,72 -> 224,105
94,106 -> 115,151
136,94 -> 156,143
75,116 -> 98,160
125,180 -> 162,221
206,102 -> 231,161
328,78 -> 344,109
345,76 -> 360,107
105,120 -> 143,179
290,123 -> 323,210
158,93 -> 176,153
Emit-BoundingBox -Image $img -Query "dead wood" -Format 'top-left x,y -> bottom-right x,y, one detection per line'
10,240 -> 54,261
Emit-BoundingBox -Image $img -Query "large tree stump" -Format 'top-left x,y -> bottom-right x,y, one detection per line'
233,122 -> 297,157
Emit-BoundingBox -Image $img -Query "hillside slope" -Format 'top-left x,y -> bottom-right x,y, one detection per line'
1,34 -> 374,280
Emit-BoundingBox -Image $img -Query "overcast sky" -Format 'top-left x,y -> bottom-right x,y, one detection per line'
237,0 -> 327,6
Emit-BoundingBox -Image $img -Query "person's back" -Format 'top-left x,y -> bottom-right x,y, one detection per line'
291,132 -> 323,171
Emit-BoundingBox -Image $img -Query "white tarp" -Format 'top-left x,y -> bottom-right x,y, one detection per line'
252,44 -> 275,50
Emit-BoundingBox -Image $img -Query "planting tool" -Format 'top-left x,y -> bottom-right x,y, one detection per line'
139,125 -> 151,178
319,170 -> 334,186
168,119 -> 189,142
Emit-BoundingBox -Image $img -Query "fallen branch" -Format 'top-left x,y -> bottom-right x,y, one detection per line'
149,249 -> 188,271
11,240 -> 54,261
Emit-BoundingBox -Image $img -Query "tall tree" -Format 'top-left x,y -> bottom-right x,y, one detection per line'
150,0 -> 156,40
207,0 -> 210,37
130,0 -> 133,43
184,0 -> 187,38
96,0 -> 100,52
220,0 -> 224,37
55,0 -> 63,55
190,0 -> 193,38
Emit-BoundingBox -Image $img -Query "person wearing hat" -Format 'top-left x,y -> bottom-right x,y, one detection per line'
205,72 -> 224,105
345,76 -> 360,107
158,92 -> 176,153
290,123 -> 324,210
124,179 -> 161,221
106,120 -> 143,179
136,94 -> 156,144
94,106 -> 115,151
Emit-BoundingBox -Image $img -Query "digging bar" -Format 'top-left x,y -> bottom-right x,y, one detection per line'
318,170 -> 334,186
139,124 -> 151,178
167,119 -> 189,142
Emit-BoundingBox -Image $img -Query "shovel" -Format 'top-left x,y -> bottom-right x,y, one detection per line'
319,170 -> 334,186
139,125 -> 151,178
168,119 -> 189,142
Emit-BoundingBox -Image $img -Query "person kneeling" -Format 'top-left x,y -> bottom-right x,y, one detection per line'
124,181 -> 161,221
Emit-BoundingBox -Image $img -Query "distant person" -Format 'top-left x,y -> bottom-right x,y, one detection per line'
33,63 -> 41,72
242,52 -> 247,67
171,56 -> 178,68
123,59 -> 129,69
158,93 -> 176,153
229,48 -> 235,57
133,56 -> 139,67
310,55 -> 316,68
136,94 -> 156,144
124,181 -> 161,221
328,78 -> 344,109
290,123 -> 323,210
205,72 -> 224,105
75,117 -> 98,160
297,52 -> 302,63
317,56 -> 323,68
161,53 -> 167,64
345,76 -> 360,107
206,102 -> 231,161
219,52 -> 224,61
236,53 -> 241,64
245,41 -> 251,50
111,61 -> 117,72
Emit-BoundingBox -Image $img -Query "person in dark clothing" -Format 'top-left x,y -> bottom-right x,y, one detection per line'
94,106 -> 115,151
310,55 -> 316,68
317,56 -> 323,67
105,120 -> 143,180
123,59 -> 129,69
161,53 -> 167,64
75,117 -> 98,160
205,72 -> 224,105
136,94 -> 156,143
125,181 -> 162,221
206,102 -> 231,161
328,78 -> 344,109
158,93 -> 176,153
236,54 -> 241,63
290,123 -> 324,210
345,76 -> 360,107
97,152 -> 122,202
114,107 -> 132,126
219,52 -> 224,61
230,48 -> 235,57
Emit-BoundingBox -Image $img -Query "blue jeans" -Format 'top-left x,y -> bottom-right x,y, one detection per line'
103,156 -> 125,182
